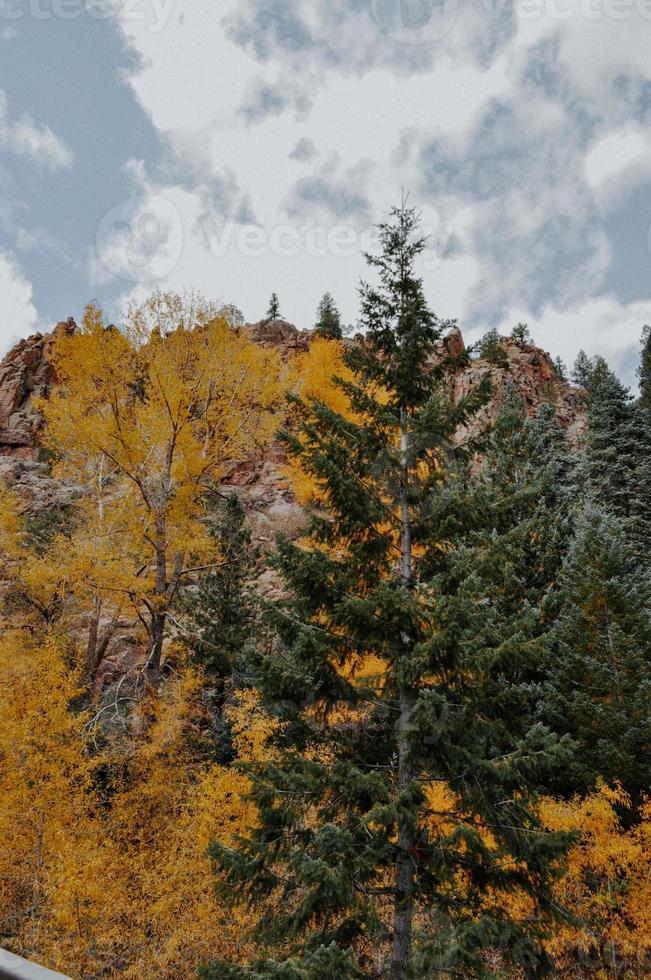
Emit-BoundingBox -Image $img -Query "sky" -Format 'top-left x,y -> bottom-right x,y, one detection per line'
0,0 -> 650,383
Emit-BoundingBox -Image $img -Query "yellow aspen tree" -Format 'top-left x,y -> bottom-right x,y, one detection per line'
39,296 -> 282,681
540,787 -> 651,973
111,686 -> 276,978
285,336 -> 357,505
0,629 -> 124,977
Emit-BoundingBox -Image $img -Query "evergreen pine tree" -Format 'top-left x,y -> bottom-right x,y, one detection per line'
577,367 -> 637,521
477,328 -> 508,367
574,362 -> 651,565
315,293 -> 343,340
541,506 -> 651,803
571,351 -> 609,394
552,356 -> 567,382
637,324 -> 651,421
204,204 -> 574,979
510,322 -> 531,344
181,492 -> 259,760
628,402 -> 651,566
267,293 -> 281,323
482,392 -> 575,622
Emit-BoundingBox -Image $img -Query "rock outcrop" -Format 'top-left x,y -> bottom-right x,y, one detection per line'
0,318 -> 76,481
243,318 -> 310,356
450,332 -> 587,448
0,318 -> 587,517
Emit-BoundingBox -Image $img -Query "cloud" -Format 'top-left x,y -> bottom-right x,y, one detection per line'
0,253 -> 39,353
0,89 -> 73,170
240,78 -> 312,123
586,127 -> 651,208
99,0 -> 651,376
289,137 -> 317,162
282,155 -> 374,223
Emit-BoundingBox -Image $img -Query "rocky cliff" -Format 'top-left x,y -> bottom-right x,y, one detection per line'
0,318 -> 587,520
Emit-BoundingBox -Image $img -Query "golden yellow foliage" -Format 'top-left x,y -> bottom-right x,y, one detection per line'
286,337 -> 357,505
0,627 -> 277,978
541,786 -> 651,972
0,630 -> 124,976
38,297 -> 283,677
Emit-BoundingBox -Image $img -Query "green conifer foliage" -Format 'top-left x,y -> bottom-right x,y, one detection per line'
477,328 -> 508,368
204,204 -> 574,978
577,364 -> 651,564
181,492 -> 259,760
637,325 -> 651,421
542,507 -> 651,802
510,322 -> 531,344
315,293 -> 343,340
481,390 -> 575,624
267,293 -> 281,322
578,368 -> 636,520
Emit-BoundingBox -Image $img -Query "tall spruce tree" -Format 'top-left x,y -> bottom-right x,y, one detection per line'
578,362 -> 651,564
637,324 -> 651,421
267,293 -> 281,323
578,368 -> 636,520
315,293 -> 343,340
481,391 -> 575,624
183,492 -> 258,679
204,204 -> 574,979
541,506 -> 651,803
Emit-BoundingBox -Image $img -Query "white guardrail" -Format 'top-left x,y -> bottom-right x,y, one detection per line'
0,949 -> 70,980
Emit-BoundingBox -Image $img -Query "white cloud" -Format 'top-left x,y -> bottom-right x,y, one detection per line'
103,1 -> 651,371
0,89 -> 73,170
0,253 -> 39,353
586,127 -> 651,208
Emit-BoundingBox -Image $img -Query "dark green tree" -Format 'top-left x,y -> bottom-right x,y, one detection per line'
481,390 -> 575,623
637,324 -> 651,421
542,506 -> 651,803
477,328 -> 508,367
571,350 -> 609,394
267,293 -> 281,323
181,492 -> 259,760
575,363 -> 651,565
577,367 -> 636,521
552,356 -> 567,383
315,293 -> 343,340
204,204 -> 574,979
510,322 -> 531,344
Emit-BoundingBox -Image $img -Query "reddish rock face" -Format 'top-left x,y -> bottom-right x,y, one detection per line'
451,335 -> 586,448
243,318 -> 310,356
0,318 -> 586,502
0,318 -> 76,464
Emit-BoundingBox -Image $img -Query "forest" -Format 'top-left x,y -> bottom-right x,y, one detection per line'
1,204 -> 651,979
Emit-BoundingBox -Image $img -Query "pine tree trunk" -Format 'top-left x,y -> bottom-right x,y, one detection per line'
391,404 -> 415,979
